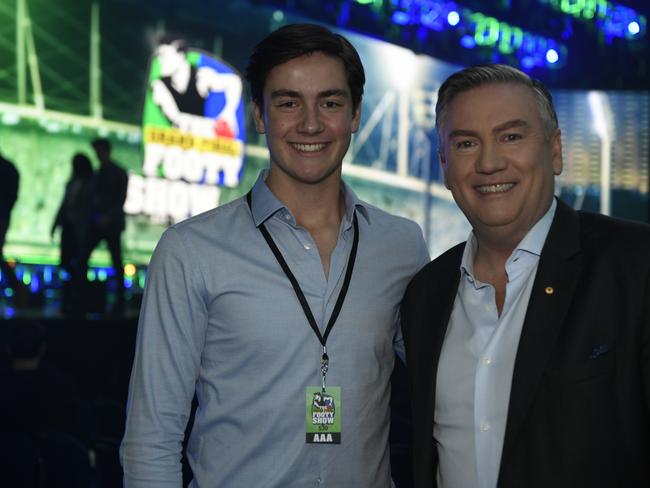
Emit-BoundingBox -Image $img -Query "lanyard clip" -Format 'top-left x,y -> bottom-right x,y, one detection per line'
321,346 -> 329,392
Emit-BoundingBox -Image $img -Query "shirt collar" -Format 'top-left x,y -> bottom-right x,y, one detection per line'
460,198 -> 558,277
249,169 -> 370,228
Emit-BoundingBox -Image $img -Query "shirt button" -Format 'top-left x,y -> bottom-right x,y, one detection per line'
316,477 -> 322,485
284,214 -> 291,221
482,357 -> 492,366
480,422 -> 491,432
484,304 -> 491,312
304,244 -> 311,250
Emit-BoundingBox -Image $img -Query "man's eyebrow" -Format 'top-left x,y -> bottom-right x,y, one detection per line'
447,129 -> 479,140
269,89 -> 300,99
318,89 -> 349,98
493,119 -> 530,132
269,89 -> 350,99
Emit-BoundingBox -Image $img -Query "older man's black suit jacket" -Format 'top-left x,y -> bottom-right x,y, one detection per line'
401,200 -> 650,488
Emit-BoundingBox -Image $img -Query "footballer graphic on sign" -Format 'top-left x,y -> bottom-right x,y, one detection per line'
125,37 -> 246,224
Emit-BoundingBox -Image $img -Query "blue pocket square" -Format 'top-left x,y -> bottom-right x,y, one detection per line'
589,343 -> 609,359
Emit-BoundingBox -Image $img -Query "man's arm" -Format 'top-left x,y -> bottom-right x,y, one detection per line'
120,227 -> 208,487
394,227 -> 430,362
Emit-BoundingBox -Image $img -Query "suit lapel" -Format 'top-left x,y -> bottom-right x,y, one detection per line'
499,200 -> 583,475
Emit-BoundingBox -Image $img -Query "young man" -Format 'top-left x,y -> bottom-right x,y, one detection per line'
402,64 -> 650,488
121,24 -> 429,487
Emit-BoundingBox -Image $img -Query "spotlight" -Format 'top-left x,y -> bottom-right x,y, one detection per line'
546,48 -> 559,64
627,21 -> 641,35
447,11 -> 460,26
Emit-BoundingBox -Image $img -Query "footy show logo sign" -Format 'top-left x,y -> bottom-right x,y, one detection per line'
125,39 -> 246,224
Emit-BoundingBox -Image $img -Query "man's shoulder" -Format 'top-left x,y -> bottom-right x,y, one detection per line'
153,196 -> 249,260
0,155 -> 18,176
576,210 -> 650,252
407,242 -> 464,291
578,210 -> 650,234
360,201 -> 423,235
174,196 -> 247,229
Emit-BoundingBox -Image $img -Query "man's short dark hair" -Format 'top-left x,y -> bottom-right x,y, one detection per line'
435,64 -> 559,140
245,23 -> 365,113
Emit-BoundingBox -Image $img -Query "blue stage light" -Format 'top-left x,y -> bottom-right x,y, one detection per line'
4,288 -> 13,298
447,10 -> 460,26
392,11 -> 410,25
628,21 -> 641,35
521,56 -> 536,69
460,34 -> 476,48
546,48 -> 559,64
43,266 -> 53,284
6,307 -> 15,318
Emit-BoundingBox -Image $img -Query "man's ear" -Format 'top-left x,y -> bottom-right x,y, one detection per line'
253,102 -> 266,134
551,128 -> 563,176
351,103 -> 361,134
439,149 -> 451,190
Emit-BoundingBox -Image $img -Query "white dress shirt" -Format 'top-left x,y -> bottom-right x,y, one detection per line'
434,199 -> 557,488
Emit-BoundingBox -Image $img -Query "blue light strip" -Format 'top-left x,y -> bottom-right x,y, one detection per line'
538,0 -> 646,40
379,0 -> 567,68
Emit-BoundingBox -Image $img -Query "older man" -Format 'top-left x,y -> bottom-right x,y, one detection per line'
402,64 -> 650,488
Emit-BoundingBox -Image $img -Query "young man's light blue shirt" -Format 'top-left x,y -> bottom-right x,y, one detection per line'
120,170 -> 430,487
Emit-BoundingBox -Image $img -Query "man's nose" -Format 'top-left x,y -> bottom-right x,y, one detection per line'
475,143 -> 507,174
297,105 -> 324,134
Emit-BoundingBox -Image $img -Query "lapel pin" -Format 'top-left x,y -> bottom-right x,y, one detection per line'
545,286 -> 554,295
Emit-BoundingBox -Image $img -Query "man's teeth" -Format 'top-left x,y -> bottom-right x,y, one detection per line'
476,183 -> 514,194
292,143 -> 325,152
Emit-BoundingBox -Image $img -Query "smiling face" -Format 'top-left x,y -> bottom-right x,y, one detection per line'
253,51 -> 361,191
439,83 -> 563,244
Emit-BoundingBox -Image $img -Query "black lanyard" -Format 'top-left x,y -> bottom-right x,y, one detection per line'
247,191 -> 359,389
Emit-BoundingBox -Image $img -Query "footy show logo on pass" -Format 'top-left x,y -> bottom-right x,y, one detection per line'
125,38 -> 246,224
306,388 -> 341,444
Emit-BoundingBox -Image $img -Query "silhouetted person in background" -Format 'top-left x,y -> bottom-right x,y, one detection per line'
51,153 -> 94,281
0,151 -> 19,289
83,138 -> 128,312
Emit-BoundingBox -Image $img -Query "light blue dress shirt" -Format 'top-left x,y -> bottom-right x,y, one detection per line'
434,199 -> 557,488
120,170 -> 430,488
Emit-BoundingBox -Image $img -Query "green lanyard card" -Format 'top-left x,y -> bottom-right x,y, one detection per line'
306,386 -> 341,444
